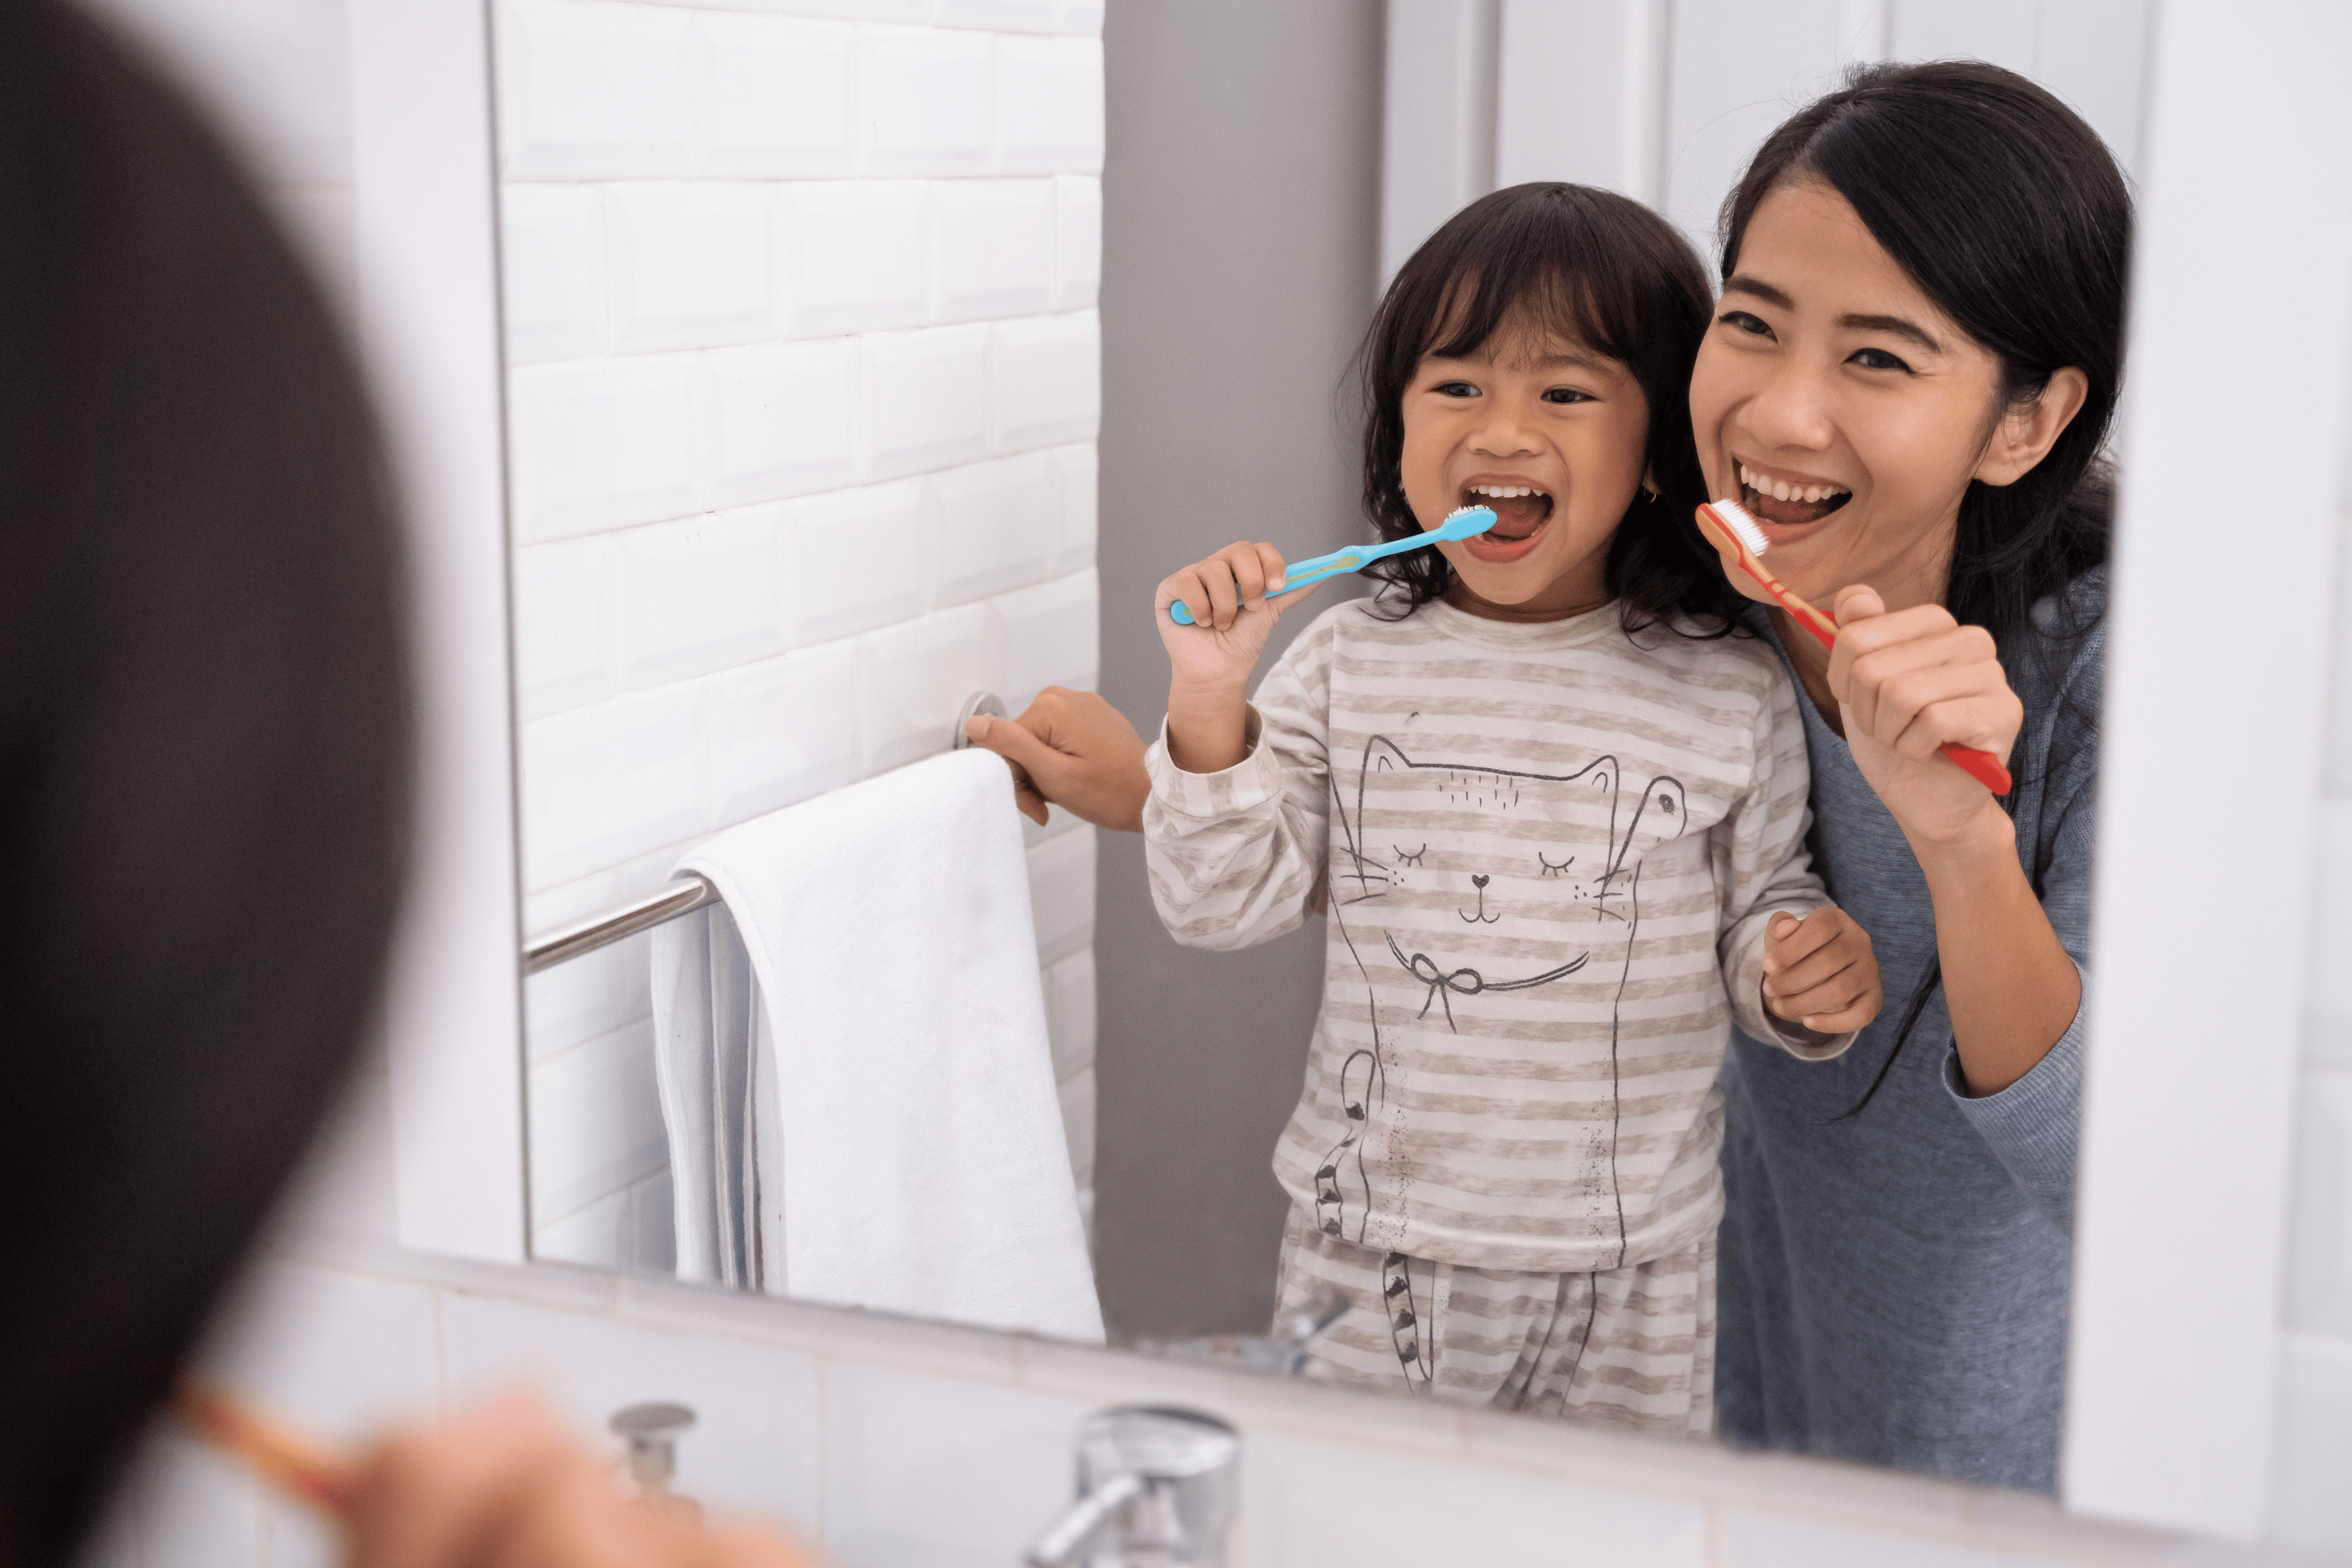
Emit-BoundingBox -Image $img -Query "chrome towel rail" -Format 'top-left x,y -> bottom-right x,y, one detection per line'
520,691 -> 1007,973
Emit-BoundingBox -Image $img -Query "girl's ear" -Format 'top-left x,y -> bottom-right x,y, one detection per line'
1974,366 -> 2089,487
1641,465 -> 1660,501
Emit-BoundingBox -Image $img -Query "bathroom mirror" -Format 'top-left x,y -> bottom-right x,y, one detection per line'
490,0 -> 2348,1530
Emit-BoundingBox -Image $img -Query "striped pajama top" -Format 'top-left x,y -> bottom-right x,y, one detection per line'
1143,595 -> 1852,1275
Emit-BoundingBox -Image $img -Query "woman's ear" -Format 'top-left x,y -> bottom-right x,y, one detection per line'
1641,464 -> 1660,500
1974,366 -> 2090,487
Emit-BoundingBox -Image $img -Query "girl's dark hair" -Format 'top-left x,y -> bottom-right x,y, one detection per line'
0,5 -> 409,1562
1720,61 -> 2129,1116
1357,182 -> 1747,630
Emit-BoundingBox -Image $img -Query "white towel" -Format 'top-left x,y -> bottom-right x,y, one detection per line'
651,748 -> 1103,1343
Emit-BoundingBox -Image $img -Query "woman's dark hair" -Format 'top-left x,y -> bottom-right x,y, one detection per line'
0,4 -> 408,1562
1719,60 -> 2129,1116
1356,182 -> 1747,630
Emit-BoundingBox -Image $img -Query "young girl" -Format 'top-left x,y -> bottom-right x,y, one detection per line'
1140,184 -> 1883,1434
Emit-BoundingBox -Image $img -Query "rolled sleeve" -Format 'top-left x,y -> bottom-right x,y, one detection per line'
1145,706 -> 1283,819
1944,963 -> 2086,1232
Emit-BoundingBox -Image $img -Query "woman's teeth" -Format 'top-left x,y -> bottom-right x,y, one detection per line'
1737,463 -> 1848,506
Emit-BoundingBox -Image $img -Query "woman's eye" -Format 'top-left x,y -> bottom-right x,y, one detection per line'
1849,347 -> 1912,373
1540,387 -> 1591,405
1719,310 -> 1772,337
1432,380 -> 1479,398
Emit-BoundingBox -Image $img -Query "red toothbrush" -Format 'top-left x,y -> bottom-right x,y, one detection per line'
1693,498 -> 2012,795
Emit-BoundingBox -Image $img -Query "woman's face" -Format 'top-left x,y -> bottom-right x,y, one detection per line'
1688,180 -> 2017,609
1399,317 -> 1650,619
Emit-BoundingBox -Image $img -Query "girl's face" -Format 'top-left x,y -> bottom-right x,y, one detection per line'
1399,317 -> 1650,620
1688,181 -> 2065,611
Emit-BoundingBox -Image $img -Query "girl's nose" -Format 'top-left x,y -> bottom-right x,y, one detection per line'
1469,405 -> 1540,457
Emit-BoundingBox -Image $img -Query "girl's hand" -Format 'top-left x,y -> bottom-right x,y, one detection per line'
346,1396 -> 815,1568
1761,907 -> 1882,1034
1827,585 -> 2024,848
1155,541 -> 1322,773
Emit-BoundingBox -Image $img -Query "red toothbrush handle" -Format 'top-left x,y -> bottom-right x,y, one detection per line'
1937,742 -> 2012,795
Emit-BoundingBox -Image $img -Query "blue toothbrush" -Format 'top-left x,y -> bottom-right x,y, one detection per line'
1168,506 -> 1499,625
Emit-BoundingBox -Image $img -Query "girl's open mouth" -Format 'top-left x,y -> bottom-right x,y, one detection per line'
1457,480 -> 1551,563
1738,462 -> 1851,529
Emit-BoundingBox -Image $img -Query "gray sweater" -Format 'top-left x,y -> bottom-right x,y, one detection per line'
1715,571 -> 2104,1493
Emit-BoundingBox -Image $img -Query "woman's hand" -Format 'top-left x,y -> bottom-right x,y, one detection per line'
1154,541 -> 1321,773
964,687 -> 1149,831
1761,907 -> 1882,1034
345,1396 -> 814,1568
1827,585 -> 2023,849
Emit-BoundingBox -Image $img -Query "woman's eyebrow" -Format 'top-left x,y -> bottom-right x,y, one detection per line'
1722,274 -> 1793,309
1840,312 -> 1941,352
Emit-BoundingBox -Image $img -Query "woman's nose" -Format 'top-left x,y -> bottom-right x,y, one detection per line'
1741,359 -> 1837,453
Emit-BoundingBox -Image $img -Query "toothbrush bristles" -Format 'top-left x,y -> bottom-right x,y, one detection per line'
1710,498 -> 1771,555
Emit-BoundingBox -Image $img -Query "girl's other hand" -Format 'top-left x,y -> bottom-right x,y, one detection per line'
346,1396 -> 815,1568
1761,907 -> 1882,1034
1826,585 -> 2024,848
1153,541 -> 1319,694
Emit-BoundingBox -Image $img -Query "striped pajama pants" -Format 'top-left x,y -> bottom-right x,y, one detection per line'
1274,1207 -> 1716,1438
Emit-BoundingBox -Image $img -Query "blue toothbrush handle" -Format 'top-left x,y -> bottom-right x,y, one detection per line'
1167,548 -> 1366,625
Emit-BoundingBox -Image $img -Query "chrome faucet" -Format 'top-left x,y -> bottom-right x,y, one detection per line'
1024,1406 -> 1241,1568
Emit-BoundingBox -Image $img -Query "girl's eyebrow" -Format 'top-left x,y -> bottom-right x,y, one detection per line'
1723,273 -> 1941,353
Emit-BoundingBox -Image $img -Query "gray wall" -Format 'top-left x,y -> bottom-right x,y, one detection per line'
1092,0 -> 1384,1340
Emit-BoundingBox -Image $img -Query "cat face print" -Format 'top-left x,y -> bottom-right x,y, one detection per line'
1329,735 -> 1687,1029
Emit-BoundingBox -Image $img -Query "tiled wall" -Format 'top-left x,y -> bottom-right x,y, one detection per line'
493,0 -> 1107,1269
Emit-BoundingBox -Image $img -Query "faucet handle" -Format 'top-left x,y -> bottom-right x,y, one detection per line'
608,1402 -> 696,1495
1025,1406 -> 1239,1568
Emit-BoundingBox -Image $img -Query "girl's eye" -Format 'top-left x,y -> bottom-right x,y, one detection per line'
1719,310 -> 1773,337
1432,380 -> 1479,398
1540,387 -> 1591,405
1848,346 -> 1912,373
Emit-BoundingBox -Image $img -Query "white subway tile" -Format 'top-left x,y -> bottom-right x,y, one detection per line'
933,178 -> 1054,322
934,0 -> 1059,31
508,357 -> 697,543
613,508 -> 785,689
200,1262 -> 440,1438
607,184 -> 776,353
707,642 -> 861,824
775,181 -> 928,337
519,684 -> 709,889
858,605 -> 994,775
523,870 -> 638,1064
991,568 -> 1098,711
995,310 -> 1099,452
102,1433 -> 263,1568
2269,1332 -> 2352,1553
1717,1512 -> 2061,1568
1052,442 -> 1097,572
1044,948 -> 1095,1084
534,1182 -> 633,1269
632,1168 -> 679,1274
527,1017 -> 669,1224
820,1364 -> 1089,1568
1027,823 -> 1094,965
993,34 -> 1102,175
1056,0 -> 1104,35
672,0 -> 922,18
1055,1063 -> 1096,1189
2308,799 -> 2352,1068
691,13 -> 854,179
863,323 -> 992,480
498,0 -> 693,179
1049,174 -> 1101,310
861,26 -> 993,177
783,479 -> 928,646
440,1295 -> 823,1528
500,183 -> 607,363
1242,1434 -> 1705,1565
697,339 -> 859,507
512,534 -> 613,721
2287,1069 -> 2352,1335
929,452 -> 1057,606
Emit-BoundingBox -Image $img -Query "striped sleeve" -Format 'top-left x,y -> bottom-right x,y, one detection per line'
1140,614 -> 1338,952
1714,666 -> 1855,1062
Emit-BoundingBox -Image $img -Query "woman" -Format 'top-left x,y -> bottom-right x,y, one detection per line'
977,58 -> 2121,1493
